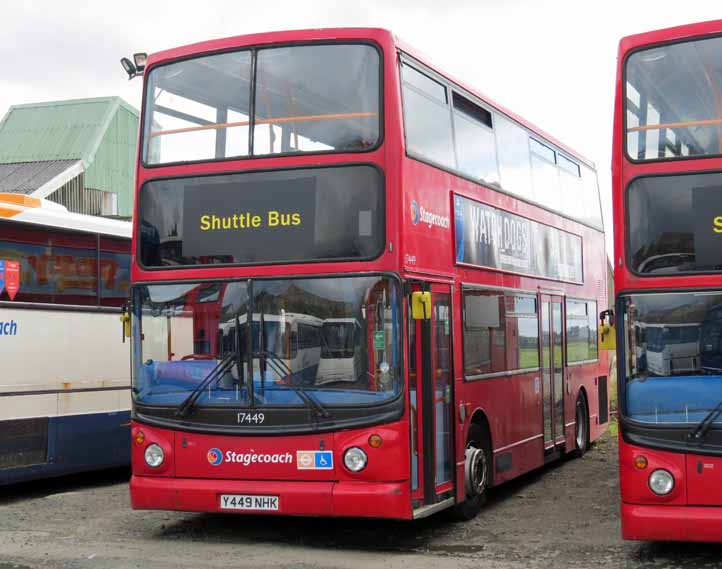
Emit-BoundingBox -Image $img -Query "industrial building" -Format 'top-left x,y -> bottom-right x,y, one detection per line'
0,97 -> 139,218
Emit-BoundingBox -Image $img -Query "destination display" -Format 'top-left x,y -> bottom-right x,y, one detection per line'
454,194 -> 583,283
693,186 -> 722,270
139,166 -> 384,267
183,178 -> 316,260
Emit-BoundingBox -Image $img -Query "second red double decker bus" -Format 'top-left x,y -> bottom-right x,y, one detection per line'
129,28 -> 609,520
614,19 -> 722,541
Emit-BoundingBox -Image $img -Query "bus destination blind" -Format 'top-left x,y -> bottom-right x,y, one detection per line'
182,178 -> 316,261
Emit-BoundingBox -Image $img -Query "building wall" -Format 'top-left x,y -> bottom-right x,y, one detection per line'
85,105 -> 138,217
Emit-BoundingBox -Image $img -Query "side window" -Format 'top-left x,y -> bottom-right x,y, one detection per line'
401,64 -> 455,169
558,154 -> 584,220
463,290 -> 502,376
507,295 -> 540,370
530,138 -> 561,211
0,222 -> 98,306
298,323 -> 321,350
566,299 -> 598,363
462,289 -> 539,378
100,236 -> 131,307
496,115 -> 534,201
581,165 -> 603,229
588,300 -> 598,360
451,92 -> 499,185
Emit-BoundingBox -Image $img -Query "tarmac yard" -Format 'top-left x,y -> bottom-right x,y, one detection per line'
1,432 -> 721,569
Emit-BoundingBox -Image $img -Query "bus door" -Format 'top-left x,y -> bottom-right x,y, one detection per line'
409,282 -> 454,512
540,295 -> 565,453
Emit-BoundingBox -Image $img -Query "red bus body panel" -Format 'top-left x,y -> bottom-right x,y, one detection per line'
614,19 -> 722,541
619,439 -> 722,541
131,421 -> 411,518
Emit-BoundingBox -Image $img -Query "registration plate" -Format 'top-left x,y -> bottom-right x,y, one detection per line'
219,494 -> 279,511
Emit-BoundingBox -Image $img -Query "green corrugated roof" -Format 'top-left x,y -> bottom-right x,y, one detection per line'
0,96 -> 139,167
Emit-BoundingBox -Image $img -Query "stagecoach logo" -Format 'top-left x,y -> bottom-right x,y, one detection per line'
410,199 -> 450,230
410,200 -> 420,225
206,448 -> 294,467
207,448 -> 223,466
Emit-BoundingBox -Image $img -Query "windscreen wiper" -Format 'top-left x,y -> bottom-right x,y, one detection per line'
687,398 -> 722,445
261,349 -> 331,420
176,352 -> 237,418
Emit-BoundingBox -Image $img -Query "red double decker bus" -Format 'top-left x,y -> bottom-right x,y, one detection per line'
129,28 -> 609,520
614,19 -> 722,541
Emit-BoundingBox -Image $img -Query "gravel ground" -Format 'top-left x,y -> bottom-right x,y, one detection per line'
1,431 -> 722,569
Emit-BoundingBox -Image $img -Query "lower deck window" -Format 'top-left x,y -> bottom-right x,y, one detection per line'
463,289 -> 539,377
566,299 -> 598,363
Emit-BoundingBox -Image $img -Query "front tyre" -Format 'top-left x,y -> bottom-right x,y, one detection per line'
452,423 -> 491,521
571,393 -> 589,458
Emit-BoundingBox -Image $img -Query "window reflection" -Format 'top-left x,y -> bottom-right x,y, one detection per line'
462,289 -> 539,377
401,66 -> 456,169
622,292 -> 722,425
565,299 -> 598,363
626,36 -> 722,161
0,222 -> 130,306
133,276 -> 402,409
628,172 -> 722,274
144,44 -> 380,164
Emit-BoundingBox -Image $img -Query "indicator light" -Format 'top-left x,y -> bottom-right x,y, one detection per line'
135,431 -> 145,445
633,455 -> 648,470
368,434 -> 383,448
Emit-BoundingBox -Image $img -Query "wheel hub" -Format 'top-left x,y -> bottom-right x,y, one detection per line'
464,446 -> 487,496
576,404 -> 585,449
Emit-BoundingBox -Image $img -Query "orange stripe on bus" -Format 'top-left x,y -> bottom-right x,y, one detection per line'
0,205 -> 23,218
0,193 -> 41,208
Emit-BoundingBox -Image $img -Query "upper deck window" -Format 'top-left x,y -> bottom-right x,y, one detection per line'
143,44 -> 380,165
401,64 -> 455,169
451,92 -> 499,185
399,57 -> 603,231
626,36 -> 722,161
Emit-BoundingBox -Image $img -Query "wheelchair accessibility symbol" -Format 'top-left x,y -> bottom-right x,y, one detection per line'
296,450 -> 333,470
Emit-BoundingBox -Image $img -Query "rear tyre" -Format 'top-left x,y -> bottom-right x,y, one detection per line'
452,423 -> 491,521
571,393 -> 589,458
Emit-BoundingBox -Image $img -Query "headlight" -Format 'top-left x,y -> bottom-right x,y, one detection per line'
144,443 -> 165,468
343,447 -> 368,472
649,469 -> 674,495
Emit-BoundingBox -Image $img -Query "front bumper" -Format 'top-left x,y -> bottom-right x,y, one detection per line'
622,502 -> 722,542
130,476 -> 412,519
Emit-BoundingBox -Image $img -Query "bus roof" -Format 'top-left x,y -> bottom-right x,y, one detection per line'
146,27 -> 595,170
0,193 -> 131,238
619,18 -> 722,55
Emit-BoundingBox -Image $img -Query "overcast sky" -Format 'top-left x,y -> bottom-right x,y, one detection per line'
3,0 -> 722,255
